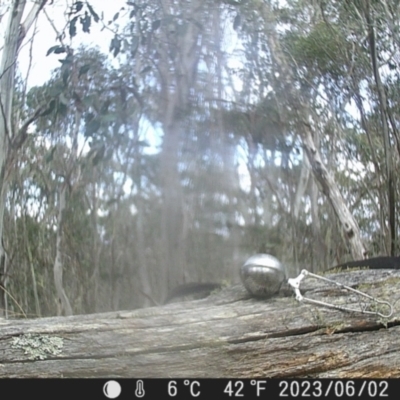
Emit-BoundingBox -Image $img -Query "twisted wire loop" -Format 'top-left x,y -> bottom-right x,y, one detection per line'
288,270 -> 394,318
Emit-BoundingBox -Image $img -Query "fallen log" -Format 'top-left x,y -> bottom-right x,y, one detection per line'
0,269 -> 399,378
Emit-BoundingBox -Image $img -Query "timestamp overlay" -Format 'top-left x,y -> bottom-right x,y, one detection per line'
0,379 -> 396,399
122,379 -> 394,399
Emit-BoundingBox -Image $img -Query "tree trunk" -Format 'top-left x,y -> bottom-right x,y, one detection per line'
157,0 -> 202,298
0,269 -> 398,378
259,3 -> 366,260
53,183 -> 73,316
0,0 -> 47,315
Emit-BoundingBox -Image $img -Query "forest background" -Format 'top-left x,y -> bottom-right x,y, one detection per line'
0,0 -> 397,317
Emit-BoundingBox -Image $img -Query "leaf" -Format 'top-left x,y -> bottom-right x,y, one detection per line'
86,2 -> 100,22
40,99 -> 56,117
233,14 -> 241,30
48,85 -> 64,97
58,56 -> 73,66
72,91 -> 82,106
152,20 -> 161,31
100,99 -> 111,114
57,102 -> 68,117
140,66 -> 151,74
92,145 -> 106,166
46,46 -> 65,56
137,140 -> 149,147
54,47 -> 66,54
113,12 -> 119,22
45,147 -> 57,164
85,118 -> 101,137
100,114 -> 115,123
129,9 -> 136,18
62,69 -> 70,86
109,36 -> 121,57
69,16 -> 78,38
82,95 -> 97,107
85,112 -> 96,123
78,64 -> 91,77
73,1 -> 83,13
80,12 -> 91,33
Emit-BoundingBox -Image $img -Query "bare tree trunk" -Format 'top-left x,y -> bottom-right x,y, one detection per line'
160,126 -> 186,293
23,216 -> 41,317
0,0 -> 47,315
134,144 -> 153,307
310,166 -> 327,267
53,183 -> 72,316
293,156 -> 310,220
89,177 -> 101,313
0,0 -> 25,317
157,0 -> 202,297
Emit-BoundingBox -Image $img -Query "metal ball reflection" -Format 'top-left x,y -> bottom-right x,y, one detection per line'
240,254 -> 286,297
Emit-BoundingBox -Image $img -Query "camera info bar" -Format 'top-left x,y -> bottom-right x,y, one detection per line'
0,379 -> 396,399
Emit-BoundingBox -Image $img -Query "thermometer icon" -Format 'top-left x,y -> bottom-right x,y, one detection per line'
135,380 -> 145,398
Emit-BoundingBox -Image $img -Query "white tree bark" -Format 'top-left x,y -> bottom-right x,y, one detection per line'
0,0 -> 47,315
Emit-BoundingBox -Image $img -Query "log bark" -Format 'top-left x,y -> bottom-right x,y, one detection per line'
0,269 -> 399,378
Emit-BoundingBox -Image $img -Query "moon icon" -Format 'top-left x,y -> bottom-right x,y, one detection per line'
103,380 -> 122,399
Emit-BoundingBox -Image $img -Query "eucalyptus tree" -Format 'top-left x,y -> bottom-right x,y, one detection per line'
17,46 -> 146,315
0,0 -> 247,313
338,0 -> 399,256
96,0 -> 248,300
222,0 -> 385,265
0,0 -> 50,316
1,0 -> 245,316
282,0 -> 400,257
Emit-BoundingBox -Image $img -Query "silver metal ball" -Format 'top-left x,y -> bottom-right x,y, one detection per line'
240,254 -> 286,297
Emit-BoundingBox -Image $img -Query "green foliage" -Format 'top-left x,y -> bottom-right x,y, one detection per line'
84,116 -> 101,136
78,64 -> 91,77
69,16 -> 78,38
221,95 -> 287,151
46,46 -> 66,56
66,1 -> 100,39
87,2 -> 100,23
109,36 -> 121,57
284,22 -> 349,81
